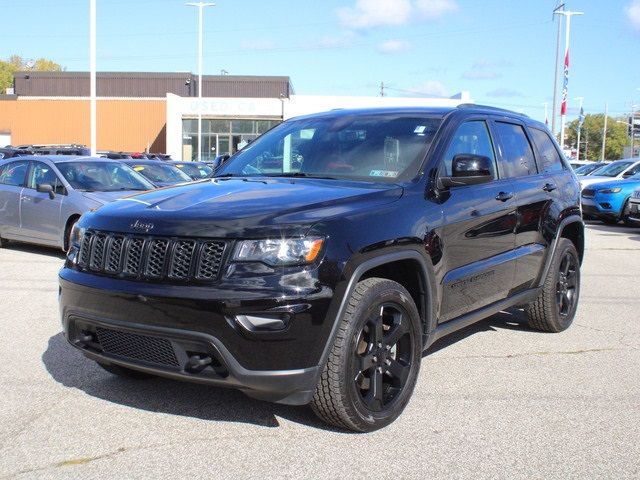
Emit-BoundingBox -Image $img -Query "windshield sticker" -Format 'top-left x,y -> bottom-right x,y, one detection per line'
414,125 -> 427,134
370,170 -> 399,178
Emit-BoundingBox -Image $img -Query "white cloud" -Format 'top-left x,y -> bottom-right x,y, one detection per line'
462,70 -> 500,80
338,0 -> 412,28
625,1 -> 640,31
338,0 -> 457,29
411,80 -> 449,97
415,0 -> 458,20
313,32 -> 359,49
486,88 -> 525,98
377,39 -> 412,54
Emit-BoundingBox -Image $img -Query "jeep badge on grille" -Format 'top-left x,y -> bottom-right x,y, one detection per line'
130,220 -> 154,232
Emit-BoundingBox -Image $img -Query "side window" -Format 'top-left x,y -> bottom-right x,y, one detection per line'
493,122 -> 537,178
28,162 -> 66,194
530,127 -> 565,173
0,161 -> 29,187
442,120 -> 497,178
624,163 -> 640,177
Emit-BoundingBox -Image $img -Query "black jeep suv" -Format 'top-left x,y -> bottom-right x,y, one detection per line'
59,105 -> 583,432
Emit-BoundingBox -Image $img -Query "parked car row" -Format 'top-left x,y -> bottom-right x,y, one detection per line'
577,158 -> 640,226
0,154 -> 218,251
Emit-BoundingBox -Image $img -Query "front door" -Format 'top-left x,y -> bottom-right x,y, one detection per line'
19,161 -> 66,246
437,120 -> 517,322
0,160 -> 29,238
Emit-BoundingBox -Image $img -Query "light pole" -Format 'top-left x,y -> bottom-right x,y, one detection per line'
551,3 -> 564,136
575,96 -> 584,161
554,9 -> 583,150
89,0 -> 97,156
186,2 -> 215,162
601,103 -> 608,161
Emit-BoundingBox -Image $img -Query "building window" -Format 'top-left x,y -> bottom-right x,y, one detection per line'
182,118 -> 280,161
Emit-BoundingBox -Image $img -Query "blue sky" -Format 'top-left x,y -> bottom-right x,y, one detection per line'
1,0 -> 639,124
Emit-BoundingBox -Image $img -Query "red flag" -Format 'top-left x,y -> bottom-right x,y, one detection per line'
560,50 -> 569,116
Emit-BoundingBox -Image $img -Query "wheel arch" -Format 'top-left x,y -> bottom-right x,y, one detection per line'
537,215 -> 584,287
62,213 -> 82,252
318,251 -> 437,373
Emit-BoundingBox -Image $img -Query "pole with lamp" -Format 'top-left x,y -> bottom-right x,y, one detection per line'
186,2 -> 216,163
89,0 -> 97,156
554,9 -> 583,151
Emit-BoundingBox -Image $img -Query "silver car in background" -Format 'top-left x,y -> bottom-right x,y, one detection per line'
0,156 -> 155,251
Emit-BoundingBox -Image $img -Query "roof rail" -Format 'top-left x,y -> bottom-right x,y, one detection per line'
456,103 -> 529,117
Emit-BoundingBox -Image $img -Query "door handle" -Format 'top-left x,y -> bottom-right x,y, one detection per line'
542,183 -> 557,192
495,192 -> 514,202
20,196 -> 30,202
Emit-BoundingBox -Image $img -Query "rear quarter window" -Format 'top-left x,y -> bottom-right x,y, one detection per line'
530,127 -> 565,173
493,122 -> 537,178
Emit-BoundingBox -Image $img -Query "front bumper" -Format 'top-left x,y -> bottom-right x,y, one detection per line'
59,268 -> 337,405
581,197 -> 621,220
627,199 -> 640,223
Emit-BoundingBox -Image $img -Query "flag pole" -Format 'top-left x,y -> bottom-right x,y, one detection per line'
555,9 -> 583,151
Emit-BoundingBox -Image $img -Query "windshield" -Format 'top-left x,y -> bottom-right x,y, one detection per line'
592,161 -> 633,177
56,161 -> 155,192
174,162 -> 213,179
218,114 -> 442,182
128,163 -> 192,184
574,163 -> 602,176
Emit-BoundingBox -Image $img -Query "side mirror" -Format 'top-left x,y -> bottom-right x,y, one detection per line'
439,154 -> 494,188
36,183 -> 55,199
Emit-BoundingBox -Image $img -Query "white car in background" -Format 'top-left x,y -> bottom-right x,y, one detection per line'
578,159 -> 640,190
627,188 -> 640,225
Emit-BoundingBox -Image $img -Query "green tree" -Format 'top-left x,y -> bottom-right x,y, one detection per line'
0,55 -> 63,93
565,114 -> 629,161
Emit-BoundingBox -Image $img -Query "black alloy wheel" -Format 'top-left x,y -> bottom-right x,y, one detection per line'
352,303 -> 413,412
556,252 -> 578,319
311,278 -> 422,432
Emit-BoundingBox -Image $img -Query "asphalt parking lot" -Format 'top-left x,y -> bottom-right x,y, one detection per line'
0,222 -> 639,479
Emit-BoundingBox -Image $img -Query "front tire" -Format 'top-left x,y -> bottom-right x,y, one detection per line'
311,278 -> 422,432
525,238 -> 580,332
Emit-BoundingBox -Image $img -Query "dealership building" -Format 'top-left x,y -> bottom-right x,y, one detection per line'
0,72 -> 471,160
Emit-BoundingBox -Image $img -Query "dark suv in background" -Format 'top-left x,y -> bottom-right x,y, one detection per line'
59,105 -> 583,432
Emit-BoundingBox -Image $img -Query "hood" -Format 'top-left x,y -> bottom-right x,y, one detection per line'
82,177 -> 404,238
588,177 -> 640,191
81,190 -> 149,206
579,176 -> 620,189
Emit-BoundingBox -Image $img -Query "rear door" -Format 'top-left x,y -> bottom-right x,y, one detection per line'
438,119 -> 517,322
0,160 -> 29,239
19,161 -> 66,246
491,121 -> 565,292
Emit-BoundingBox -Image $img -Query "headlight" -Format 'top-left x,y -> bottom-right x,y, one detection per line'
598,187 -> 622,194
233,237 -> 325,266
69,223 -> 85,248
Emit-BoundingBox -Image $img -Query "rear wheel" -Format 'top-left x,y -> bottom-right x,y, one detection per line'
311,278 -> 422,432
0,236 -> 6,248
97,361 -> 154,379
525,238 -> 580,332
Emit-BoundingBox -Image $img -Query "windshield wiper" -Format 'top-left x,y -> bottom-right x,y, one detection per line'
265,172 -> 339,180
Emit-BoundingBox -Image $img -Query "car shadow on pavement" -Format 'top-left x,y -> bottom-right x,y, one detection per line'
424,308 -> 531,357
42,333 -> 340,432
2,242 -> 66,260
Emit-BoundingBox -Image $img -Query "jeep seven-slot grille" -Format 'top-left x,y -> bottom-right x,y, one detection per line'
95,327 -> 179,367
78,231 -> 226,283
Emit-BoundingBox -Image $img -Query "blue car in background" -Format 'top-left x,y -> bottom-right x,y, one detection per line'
581,171 -> 640,225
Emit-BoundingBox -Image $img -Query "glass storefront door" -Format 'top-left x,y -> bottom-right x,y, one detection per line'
182,118 -> 280,161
